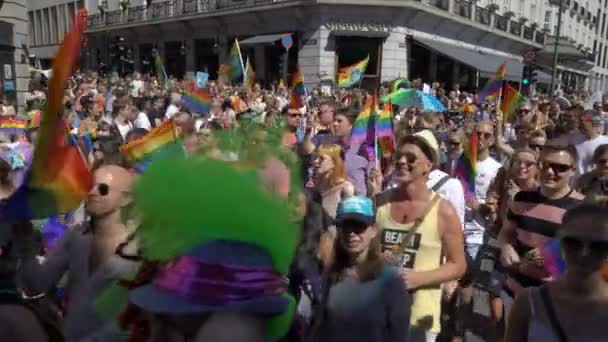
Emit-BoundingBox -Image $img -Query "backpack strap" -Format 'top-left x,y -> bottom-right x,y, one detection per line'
539,286 -> 569,342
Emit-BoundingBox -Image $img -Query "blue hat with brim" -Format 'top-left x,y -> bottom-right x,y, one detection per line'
335,196 -> 375,226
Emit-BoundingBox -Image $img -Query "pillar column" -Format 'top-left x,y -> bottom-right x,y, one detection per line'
254,45 -> 265,84
298,26 -> 333,87
452,61 -> 460,88
185,38 -> 196,74
381,29 -> 408,82
218,34 -> 228,65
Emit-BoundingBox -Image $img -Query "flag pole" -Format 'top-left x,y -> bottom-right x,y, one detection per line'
234,38 -> 245,82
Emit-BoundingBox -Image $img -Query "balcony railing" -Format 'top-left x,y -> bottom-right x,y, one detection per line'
474,6 -> 491,25
454,0 -> 471,19
87,0 -> 546,46
510,21 -> 522,36
495,15 -> 508,31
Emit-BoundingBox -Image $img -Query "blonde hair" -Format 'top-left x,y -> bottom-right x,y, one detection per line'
316,144 -> 346,187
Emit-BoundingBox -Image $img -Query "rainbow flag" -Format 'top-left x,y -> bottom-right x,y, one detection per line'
244,58 -> 255,89
181,81 -> 211,114
453,132 -> 478,202
290,66 -> 305,108
337,55 -> 369,88
1,13 -> 92,221
500,84 -> 526,122
154,51 -> 167,88
0,118 -> 27,134
120,120 -> 179,163
219,39 -> 244,82
478,62 -> 506,103
376,100 -> 395,154
350,96 -> 376,146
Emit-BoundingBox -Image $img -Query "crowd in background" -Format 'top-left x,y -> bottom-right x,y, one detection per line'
0,69 -> 607,342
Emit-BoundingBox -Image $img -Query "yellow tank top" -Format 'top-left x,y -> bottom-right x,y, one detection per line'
376,192 -> 443,334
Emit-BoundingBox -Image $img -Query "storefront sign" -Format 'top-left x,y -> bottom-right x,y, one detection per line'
4,80 -> 14,92
4,64 -> 12,80
304,39 -> 318,46
324,20 -> 393,32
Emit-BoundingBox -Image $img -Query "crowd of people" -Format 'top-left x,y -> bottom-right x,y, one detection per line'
0,69 -> 607,342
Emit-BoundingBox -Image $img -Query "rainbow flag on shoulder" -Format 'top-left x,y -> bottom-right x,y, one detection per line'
337,55 -> 369,88
0,118 -> 27,134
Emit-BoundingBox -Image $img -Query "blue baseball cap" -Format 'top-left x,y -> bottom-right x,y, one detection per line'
336,196 -> 375,226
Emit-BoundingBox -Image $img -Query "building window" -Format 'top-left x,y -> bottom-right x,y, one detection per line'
604,45 -> 607,68
530,4 -> 536,20
28,12 -> 35,46
51,6 -> 59,44
599,43 -> 603,66
67,2 -> 76,31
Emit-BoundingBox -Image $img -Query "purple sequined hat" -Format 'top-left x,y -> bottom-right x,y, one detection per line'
129,240 -> 289,315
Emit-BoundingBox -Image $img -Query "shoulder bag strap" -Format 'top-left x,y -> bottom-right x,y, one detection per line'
431,175 -> 451,193
398,194 -> 442,252
539,286 -> 569,342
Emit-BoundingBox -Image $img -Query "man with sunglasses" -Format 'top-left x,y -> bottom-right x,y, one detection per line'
573,110 -> 608,177
462,122 -> 502,260
16,165 -> 141,341
375,131 -> 466,342
498,144 -> 584,311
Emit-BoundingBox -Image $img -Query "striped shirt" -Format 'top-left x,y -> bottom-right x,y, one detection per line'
506,189 -> 584,287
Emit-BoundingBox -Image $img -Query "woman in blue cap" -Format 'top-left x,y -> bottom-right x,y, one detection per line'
309,195 -> 411,342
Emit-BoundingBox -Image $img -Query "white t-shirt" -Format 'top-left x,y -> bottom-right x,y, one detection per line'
464,156 -> 501,245
134,112 -> 152,131
575,134 -> 608,176
115,121 -> 133,141
165,104 -> 179,120
131,80 -> 144,98
427,169 -> 465,226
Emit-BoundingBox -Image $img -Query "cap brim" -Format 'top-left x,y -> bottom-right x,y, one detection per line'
129,284 -> 289,315
335,213 -> 374,226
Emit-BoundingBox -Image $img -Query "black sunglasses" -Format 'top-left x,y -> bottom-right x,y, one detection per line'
289,113 -> 302,118
394,151 -> 418,165
561,236 -> 608,254
540,162 -> 573,174
338,220 -> 370,234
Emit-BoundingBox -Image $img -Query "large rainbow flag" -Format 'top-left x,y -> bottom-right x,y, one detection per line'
290,66 -> 305,108
219,39 -> 244,82
349,96 -> 375,147
1,10 -> 92,221
478,62 -> 506,103
500,84 -> 526,122
337,55 -> 369,88
180,81 -> 211,114
453,132 -> 478,202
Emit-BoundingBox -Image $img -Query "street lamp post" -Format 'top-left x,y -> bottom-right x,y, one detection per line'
551,0 -> 564,92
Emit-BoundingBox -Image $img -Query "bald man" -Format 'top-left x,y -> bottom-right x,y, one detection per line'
16,165 -> 140,342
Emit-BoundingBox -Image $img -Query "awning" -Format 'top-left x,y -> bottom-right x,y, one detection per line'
239,34 -> 286,46
413,37 -> 523,81
536,70 -> 553,85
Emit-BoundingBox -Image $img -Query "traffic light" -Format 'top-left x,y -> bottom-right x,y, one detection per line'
521,64 -> 538,96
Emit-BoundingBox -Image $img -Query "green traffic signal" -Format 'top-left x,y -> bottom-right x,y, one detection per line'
522,78 -> 530,85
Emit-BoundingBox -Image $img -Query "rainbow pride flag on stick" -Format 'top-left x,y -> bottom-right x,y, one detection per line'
180,81 -> 211,114
120,120 -> 181,172
478,62 -> 506,103
500,84 -> 526,122
337,55 -> 369,88
154,51 -> 168,89
453,132 -> 478,202
290,66 -> 305,108
0,118 -> 27,134
219,39 -> 244,82
1,10 -> 92,221
350,96 -> 376,146
376,100 -> 395,155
